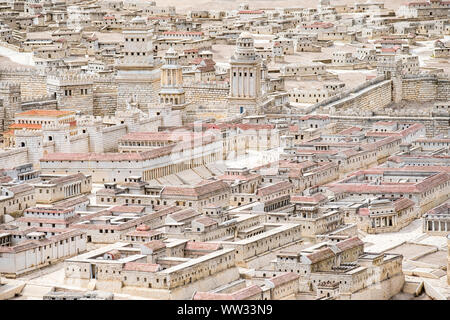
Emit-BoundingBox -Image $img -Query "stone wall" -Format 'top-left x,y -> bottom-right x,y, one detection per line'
307,76 -> 388,113
328,115 -> 449,138
21,95 -> 57,111
183,83 -> 229,106
101,124 -> 127,152
0,67 -> 47,99
69,134 -> 89,153
117,79 -> 160,113
0,148 -> 28,168
116,68 -> 161,112
317,80 -> 393,114
402,76 -> 450,102
93,76 -> 118,116
307,76 -> 450,115
341,273 -> 405,300
0,82 -> 21,129
46,77 -> 94,115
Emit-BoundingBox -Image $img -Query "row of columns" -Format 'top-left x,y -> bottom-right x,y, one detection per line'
165,69 -> 180,87
142,152 -> 219,181
65,183 -> 81,198
371,215 -> 396,228
160,96 -> 179,104
427,220 -> 450,232
231,66 -> 256,98
264,199 -> 289,212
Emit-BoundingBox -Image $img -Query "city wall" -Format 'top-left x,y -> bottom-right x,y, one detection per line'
21,95 -> 57,111
0,147 -> 28,168
102,124 -> 128,152
69,134 -> 90,153
317,79 -> 393,114
116,70 -> 161,112
305,76 -> 390,113
183,83 -> 229,106
0,67 -> 47,99
340,273 -> 405,300
328,115 -> 449,137
93,76 -> 118,116
402,76 -> 450,101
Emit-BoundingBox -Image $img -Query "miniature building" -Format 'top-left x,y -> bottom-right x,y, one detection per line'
228,32 -> 262,115
158,47 -> 186,106
0,0 -> 448,301
423,201 -> 450,235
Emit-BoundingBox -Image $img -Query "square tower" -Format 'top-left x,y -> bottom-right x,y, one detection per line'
115,22 -> 161,112
0,82 -> 21,130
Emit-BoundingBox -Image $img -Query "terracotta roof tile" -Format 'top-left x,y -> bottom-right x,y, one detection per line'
142,240 -> 166,251
305,247 -> 335,264
256,181 -> 293,196
16,110 -> 74,117
334,237 -> 364,252
268,272 -> 299,287
184,241 -> 222,251
123,262 -> 161,272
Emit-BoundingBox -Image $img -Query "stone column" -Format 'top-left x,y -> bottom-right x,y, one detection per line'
246,67 -> 250,97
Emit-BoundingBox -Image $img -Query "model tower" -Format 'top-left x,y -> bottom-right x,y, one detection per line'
228,32 -> 262,115
159,47 -> 185,106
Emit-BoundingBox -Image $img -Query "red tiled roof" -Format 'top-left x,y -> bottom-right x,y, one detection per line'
142,240 -> 166,251
238,10 -> 264,14
16,110 -> 74,117
193,216 -> 218,227
268,272 -> 299,287
123,262 -> 160,272
290,193 -> 327,204
193,285 -> 262,300
119,131 -> 205,142
219,173 -> 261,182
256,181 -> 293,196
305,247 -> 335,264
193,292 -> 230,300
358,208 -> 370,216
184,48 -> 199,53
163,31 -> 203,35
125,229 -> 162,237
9,123 -> 42,130
338,127 -> 362,135
162,180 -> 230,198
381,47 -> 401,53
230,285 -> 263,300
136,224 -> 150,231
328,172 -> 450,194
8,184 -> 34,194
184,241 -> 222,251
303,22 -> 334,29
393,198 -> 415,211
299,115 -> 329,121
0,229 -> 83,253
110,205 -> 145,214
167,208 -> 200,222
42,136 -> 217,162
335,236 -> 364,252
